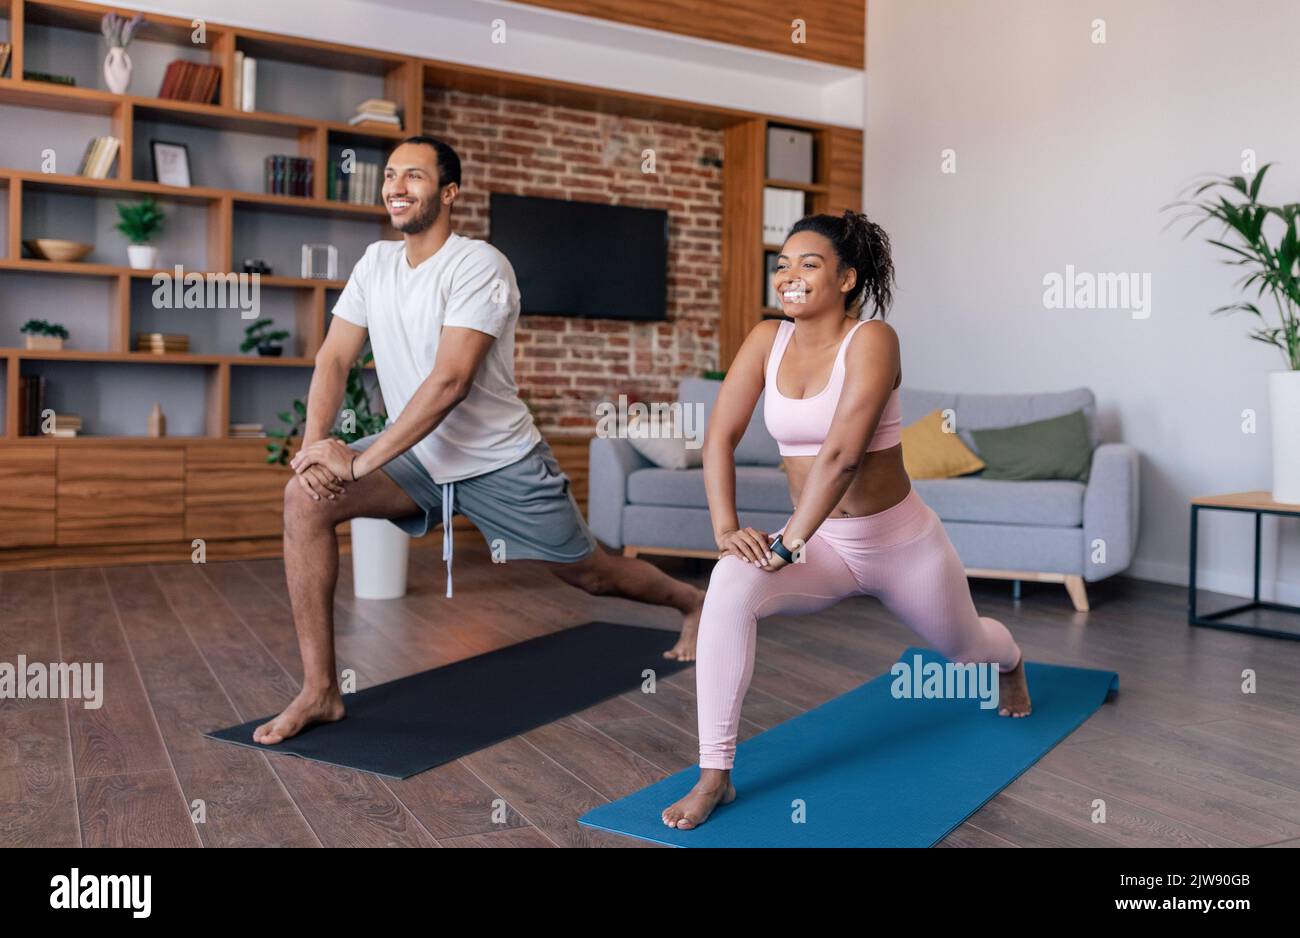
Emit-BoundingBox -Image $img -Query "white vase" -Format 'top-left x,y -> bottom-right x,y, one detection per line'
126,244 -> 158,269
1269,370 -> 1300,504
104,46 -> 132,94
350,517 -> 411,599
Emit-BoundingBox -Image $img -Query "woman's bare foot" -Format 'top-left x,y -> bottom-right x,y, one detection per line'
253,686 -> 346,744
661,769 -> 735,829
998,654 -> 1032,717
663,587 -> 706,661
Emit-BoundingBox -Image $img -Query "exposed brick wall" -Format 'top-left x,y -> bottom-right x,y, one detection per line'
423,89 -> 723,434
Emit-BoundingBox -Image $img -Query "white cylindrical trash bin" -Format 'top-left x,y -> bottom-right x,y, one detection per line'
350,517 -> 411,599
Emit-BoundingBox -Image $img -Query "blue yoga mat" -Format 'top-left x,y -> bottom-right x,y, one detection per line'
579,646 -> 1119,847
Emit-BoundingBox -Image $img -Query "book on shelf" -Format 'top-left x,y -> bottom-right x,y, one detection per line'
135,333 -> 189,354
264,155 -> 315,197
158,60 -> 222,104
0,42 -> 11,79
239,55 -> 257,112
24,70 -> 76,86
328,159 -> 382,204
763,186 -> 806,244
16,374 -> 47,437
229,422 -> 266,439
349,98 -> 400,128
52,413 -> 83,431
77,136 -> 122,179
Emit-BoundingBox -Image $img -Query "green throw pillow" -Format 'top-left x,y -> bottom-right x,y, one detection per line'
969,410 -> 1093,482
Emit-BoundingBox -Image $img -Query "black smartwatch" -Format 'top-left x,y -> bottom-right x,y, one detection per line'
769,535 -> 795,564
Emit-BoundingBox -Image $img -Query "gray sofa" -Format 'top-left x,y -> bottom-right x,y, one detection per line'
588,377 -> 1139,611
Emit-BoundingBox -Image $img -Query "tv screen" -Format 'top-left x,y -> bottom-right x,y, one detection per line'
488,193 -> 668,321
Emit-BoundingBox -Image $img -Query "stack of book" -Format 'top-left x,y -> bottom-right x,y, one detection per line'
328,159 -> 381,205
135,333 -> 189,354
348,98 -> 400,130
16,375 -> 46,436
229,422 -> 265,439
24,70 -> 75,86
762,187 -> 807,244
265,156 -> 315,197
47,414 -> 82,438
77,136 -> 122,179
158,60 -> 221,104
232,52 -> 256,112
0,42 -> 12,78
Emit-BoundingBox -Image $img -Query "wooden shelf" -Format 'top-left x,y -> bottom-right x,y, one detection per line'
0,259 -> 346,289
2,168 -> 386,218
5,348 -> 317,366
764,178 -> 829,194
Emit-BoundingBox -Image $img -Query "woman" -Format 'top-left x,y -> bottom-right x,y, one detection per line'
661,210 -> 1032,830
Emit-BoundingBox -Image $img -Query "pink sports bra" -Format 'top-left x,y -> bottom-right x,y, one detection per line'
763,318 -> 902,457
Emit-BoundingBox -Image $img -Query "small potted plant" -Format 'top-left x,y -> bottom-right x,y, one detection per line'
21,319 -> 70,350
241,318 -> 290,357
114,197 -> 165,269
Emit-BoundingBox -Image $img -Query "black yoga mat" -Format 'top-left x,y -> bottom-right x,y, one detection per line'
205,622 -> 690,778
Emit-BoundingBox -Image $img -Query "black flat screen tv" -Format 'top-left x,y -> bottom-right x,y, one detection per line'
488,193 -> 668,321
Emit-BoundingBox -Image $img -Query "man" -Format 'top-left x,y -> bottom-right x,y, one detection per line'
253,136 -> 704,745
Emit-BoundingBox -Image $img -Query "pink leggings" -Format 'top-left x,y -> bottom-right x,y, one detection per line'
696,486 -> 1022,770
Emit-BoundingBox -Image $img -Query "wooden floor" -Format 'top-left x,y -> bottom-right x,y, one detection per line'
3,536 -> 1300,848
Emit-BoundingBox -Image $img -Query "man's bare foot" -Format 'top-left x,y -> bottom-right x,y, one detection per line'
664,587 -> 706,661
253,686 -> 346,744
661,769 -> 735,830
998,653 -> 1032,717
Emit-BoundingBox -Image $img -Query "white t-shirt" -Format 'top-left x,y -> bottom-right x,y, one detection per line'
331,234 -> 541,483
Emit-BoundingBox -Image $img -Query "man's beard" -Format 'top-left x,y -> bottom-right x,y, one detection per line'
392,198 -> 440,234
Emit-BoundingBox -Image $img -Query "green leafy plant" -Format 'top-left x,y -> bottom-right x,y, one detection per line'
21,319 -> 70,338
114,197 -> 165,245
1165,162 -> 1300,370
701,368 -> 726,380
240,318 -> 290,354
266,351 -> 386,465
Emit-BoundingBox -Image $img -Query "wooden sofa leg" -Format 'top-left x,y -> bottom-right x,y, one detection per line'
622,546 -> 639,558
1064,575 -> 1089,612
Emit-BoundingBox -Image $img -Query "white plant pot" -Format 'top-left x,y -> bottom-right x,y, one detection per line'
127,244 -> 158,270
1269,370 -> 1300,504
104,46 -> 132,94
350,517 -> 410,599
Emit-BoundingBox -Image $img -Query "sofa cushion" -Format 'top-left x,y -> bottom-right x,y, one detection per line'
901,387 -> 1100,453
627,465 -> 793,513
679,376 -> 781,467
971,409 -> 1092,483
901,408 -> 986,479
912,477 -> 1086,527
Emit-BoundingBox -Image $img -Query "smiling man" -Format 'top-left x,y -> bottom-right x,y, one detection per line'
254,136 -> 705,745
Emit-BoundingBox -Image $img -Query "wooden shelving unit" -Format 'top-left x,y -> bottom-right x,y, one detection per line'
0,0 -> 862,568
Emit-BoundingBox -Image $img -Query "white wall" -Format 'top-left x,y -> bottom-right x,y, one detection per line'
866,0 -> 1300,602
118,0 -> 863,127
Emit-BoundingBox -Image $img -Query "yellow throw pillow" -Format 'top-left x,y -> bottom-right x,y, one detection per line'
901,409 -> 986,480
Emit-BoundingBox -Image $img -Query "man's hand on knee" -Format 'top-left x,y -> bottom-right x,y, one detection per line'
295,463 -> 345,501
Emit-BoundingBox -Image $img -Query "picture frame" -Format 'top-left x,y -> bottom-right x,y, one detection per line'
151,140 -> 191,188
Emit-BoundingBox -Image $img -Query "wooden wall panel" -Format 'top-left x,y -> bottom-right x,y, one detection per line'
0,448 -> 57,548
720,119 -> 765,369
513,0 -> 865,70
56,447 -> 185,545
826,126 -> 864,217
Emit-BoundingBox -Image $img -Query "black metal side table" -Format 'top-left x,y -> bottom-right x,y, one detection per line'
1189,491 -> 1300,641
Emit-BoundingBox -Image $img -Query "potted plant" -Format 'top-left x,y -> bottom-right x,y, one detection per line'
268,352 -> 409,598
1167,162 -> 1300,503
241,318 -> 290,357
21,319 -> 70,350
114,197 -> 165,269
101,12 -> 143,94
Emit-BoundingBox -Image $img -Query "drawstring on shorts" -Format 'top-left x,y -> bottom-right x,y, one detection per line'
441,481 -> 455,597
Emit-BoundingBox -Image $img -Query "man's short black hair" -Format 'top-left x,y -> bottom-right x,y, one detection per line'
398,135 -> 461,189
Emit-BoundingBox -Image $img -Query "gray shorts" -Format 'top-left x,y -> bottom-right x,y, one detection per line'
347,434 -> 598,595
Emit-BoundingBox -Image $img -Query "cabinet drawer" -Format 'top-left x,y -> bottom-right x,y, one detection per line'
185,443 -> 292,539
0,449 -> 57,548
56,447 -> 184,545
